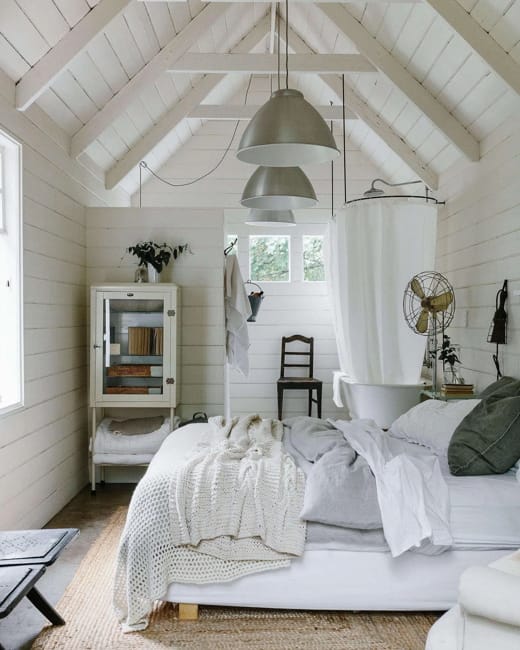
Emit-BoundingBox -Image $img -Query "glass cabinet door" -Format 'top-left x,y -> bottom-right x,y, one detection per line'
95,291 -> 172,402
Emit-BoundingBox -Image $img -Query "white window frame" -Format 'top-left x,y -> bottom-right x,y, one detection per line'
249,234 -> 291,283
0,129 -> 23,416
302,234 -> 326,283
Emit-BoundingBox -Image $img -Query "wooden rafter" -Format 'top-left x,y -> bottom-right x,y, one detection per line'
284,21 -> 439,190
16,0 -> 132,111
105,16 -> 270,190
425,0 -> 520,97
189,104 -> 358,120
169,53 -> 376,74
71,3 -> 232,159
319,3 -> 480,161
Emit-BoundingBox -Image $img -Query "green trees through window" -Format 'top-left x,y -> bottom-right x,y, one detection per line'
303,236 -> 325,281
250,236 -> 290,282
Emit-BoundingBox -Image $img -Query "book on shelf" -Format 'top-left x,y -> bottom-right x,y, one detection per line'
106,365 -> 163,377
127,326 -> 164,355
105,386 -> 163,395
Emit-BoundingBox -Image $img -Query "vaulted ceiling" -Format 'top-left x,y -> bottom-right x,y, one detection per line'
0,0 -> 519,200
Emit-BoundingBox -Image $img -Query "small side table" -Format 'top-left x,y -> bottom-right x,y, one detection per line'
0,527 -> 78,648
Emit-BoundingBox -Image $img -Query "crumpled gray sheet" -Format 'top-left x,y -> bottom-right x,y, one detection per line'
284,417 -> 382,531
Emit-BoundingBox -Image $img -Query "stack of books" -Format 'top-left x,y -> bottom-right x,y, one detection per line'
441,383 -> 474,397
128,327 -> 163,355
106,365 -> 162,377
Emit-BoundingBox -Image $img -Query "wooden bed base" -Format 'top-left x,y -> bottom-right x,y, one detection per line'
178,603 -> 199,620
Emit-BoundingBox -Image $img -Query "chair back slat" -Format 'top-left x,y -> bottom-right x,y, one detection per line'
280,335 -> 314,379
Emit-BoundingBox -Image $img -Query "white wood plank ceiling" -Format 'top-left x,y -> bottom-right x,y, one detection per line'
0,0 -> 518,197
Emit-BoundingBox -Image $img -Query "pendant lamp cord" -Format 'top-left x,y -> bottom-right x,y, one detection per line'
138,74 -> 253,191
342,73 -> 346,205
285,0 -> 289,89
330,102 -> 334,218
277,6 -> 281,91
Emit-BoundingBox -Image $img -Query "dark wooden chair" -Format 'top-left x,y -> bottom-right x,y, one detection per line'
277,335 -> 322,421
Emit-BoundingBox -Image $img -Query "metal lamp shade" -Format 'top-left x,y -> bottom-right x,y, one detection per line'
245,209 -> 296,226
237,89 -> 340,167
241,166 -> 317,209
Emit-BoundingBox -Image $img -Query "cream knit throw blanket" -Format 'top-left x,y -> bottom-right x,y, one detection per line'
114,415 -> 306,631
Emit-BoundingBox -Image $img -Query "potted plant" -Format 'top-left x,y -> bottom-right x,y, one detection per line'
438,334 -> 463,384
128,241 -> 190,282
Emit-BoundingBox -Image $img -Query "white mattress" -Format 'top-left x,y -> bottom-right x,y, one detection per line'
165,548 -> 508,611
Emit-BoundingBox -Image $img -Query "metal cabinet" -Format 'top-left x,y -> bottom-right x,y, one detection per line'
89,283 -> 179,490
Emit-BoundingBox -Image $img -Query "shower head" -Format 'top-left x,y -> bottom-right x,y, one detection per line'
363,179 -> 386,198
363,178 -> 424,199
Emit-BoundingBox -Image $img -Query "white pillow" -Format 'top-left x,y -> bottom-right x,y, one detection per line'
389,399 -> 481,454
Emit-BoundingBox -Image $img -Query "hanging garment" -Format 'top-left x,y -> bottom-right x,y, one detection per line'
224,254 -> 252,375
327,199 -> 437,393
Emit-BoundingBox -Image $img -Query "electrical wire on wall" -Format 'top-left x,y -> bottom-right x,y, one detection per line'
138,74 -> 254,206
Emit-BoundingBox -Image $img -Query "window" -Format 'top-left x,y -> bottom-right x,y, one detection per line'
0,130 -> 23,415
249,235 -> 290,282
303,235 -> 325,281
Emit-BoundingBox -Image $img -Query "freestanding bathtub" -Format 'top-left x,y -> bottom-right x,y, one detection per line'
338,378 -> 425,429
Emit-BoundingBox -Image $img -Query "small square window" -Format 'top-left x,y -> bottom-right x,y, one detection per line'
249,235 -> 290,282
303,235 -> 325,281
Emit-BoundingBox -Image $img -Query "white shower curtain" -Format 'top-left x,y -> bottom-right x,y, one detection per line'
327,199 -> 437,386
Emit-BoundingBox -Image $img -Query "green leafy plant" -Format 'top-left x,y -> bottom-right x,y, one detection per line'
438,334 -> 463,383
128,241 -> 190,273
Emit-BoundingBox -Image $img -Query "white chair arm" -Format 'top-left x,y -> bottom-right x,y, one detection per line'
459,566 -> 520,628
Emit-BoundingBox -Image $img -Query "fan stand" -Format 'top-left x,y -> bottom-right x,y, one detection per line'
431,317 -> 438,397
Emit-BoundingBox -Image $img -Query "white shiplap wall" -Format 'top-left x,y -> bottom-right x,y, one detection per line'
226,218 -> 344,420
0,78 -> 128,530
437,114 -> 520,389
85,207 -> 225,420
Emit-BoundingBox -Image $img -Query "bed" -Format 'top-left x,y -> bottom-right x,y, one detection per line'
114,394 -> 520,631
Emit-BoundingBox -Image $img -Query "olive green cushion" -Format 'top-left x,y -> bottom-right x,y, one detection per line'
478,376 -> 519,399
448,393 -> 520,476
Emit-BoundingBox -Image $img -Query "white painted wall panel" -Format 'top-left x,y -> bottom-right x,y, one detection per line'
85,207 -> 225,420
436,115 -> 520,388
0,91 -> 128,530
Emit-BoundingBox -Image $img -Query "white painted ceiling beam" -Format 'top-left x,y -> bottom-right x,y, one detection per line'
15,0 -> 132,111
71,3 -> 232,158
319,3 -> 480,161
425,0 -> 520,97
170,53 -> 376,74
284,22 -> 439,190
189,104 -> 358,120
105,16 -> 270,190
141,0 -> 421,3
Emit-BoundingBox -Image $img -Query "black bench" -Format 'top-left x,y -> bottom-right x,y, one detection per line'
0,528 -> 79,649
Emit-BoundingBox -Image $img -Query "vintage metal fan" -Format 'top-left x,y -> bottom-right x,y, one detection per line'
403,271 -> 455,395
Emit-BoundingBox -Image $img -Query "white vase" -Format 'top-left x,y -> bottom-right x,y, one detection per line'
147,263 -> 160,283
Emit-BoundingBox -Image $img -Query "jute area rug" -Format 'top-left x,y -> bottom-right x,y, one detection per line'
32,507 -> 438,650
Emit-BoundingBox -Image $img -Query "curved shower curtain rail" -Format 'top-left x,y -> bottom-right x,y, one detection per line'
345,194 -> 446,206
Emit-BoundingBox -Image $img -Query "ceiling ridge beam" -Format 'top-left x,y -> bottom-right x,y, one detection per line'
319,3 -> 480,161
425,0 -> 520,97
71,3 -> 233,159
15,0 -> 132,112
170,53 -> 376,73
189,104 -> 358,120
105,16 -> 270,190
283,21 -> 439,190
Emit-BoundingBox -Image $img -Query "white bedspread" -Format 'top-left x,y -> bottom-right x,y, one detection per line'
333,419 -> 452,557
114,416 -> 306,631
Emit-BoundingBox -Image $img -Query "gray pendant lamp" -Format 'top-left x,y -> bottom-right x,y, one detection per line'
241,166 -> 317,209
245,209 -> 296,226
236,0 -> 339,167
